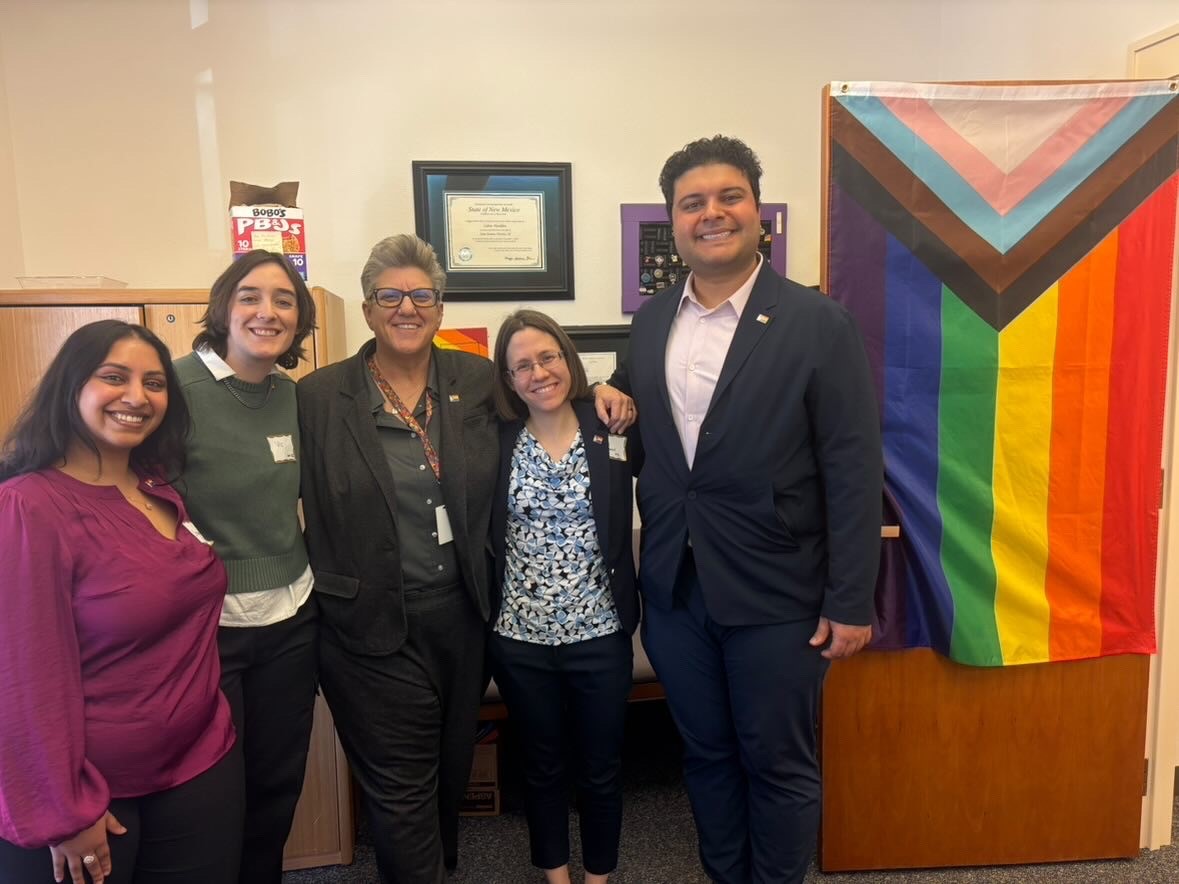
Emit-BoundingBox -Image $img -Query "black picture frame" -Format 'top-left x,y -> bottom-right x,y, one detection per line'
412,161 -> 574,302
564,324 -> 630,385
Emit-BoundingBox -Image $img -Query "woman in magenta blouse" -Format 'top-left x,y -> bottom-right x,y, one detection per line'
0,320 -> 243,884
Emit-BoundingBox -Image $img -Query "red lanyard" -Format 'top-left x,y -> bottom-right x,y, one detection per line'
366,355 -> 441,481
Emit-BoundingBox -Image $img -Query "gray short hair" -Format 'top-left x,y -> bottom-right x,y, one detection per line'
360,234 -> 447,299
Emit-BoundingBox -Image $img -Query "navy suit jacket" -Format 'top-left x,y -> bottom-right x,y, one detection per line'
611,264 -> 882,627
490,398 -> 640,635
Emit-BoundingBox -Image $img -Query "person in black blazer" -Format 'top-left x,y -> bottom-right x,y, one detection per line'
297,234 -> 498,884
488,310 -> 640,884
597,136 -> 883,884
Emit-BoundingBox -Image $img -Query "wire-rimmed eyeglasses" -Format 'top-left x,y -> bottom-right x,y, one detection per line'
505,351 -> 565,380
369,287 -> 441,309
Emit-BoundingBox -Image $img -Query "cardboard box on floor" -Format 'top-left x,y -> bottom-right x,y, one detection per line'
460,731 -> 499,816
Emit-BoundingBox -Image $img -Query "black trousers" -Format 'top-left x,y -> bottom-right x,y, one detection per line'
0,741 -> 244,884
488,630 -> 633,875
217,596 -> 318,884
318,584 -> 485,884
642,555 -> 830,884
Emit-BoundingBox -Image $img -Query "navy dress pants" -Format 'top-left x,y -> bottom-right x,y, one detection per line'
641,554 -> 830,884
489,630 -> 633,875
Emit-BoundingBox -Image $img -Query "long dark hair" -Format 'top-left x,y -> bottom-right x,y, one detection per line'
192,250 -> 317,370
0,320 -> 190,482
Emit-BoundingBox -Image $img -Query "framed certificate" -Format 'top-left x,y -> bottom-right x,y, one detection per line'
412,161 -> 574,301
565,324 -> 630,385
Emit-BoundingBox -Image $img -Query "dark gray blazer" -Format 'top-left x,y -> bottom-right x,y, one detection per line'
297,342 -> 499,655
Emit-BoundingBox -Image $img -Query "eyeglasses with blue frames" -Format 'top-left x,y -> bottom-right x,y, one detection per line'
505,350 -> 565,380
368,287 -> 441,309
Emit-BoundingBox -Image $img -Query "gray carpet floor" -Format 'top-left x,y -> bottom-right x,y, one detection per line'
284,703 -> 1178,883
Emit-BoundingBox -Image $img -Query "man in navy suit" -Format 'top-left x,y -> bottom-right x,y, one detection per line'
598,135 -> 882,883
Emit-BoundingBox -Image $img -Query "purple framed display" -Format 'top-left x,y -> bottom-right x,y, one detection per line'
620,202 -> 788,313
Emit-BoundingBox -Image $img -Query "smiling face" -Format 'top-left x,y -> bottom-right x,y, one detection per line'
224,262 -> 299,378
363,266 -> 444,362
76,336 -> 168,460
670,162 -> 762,285
504,327 -> 571,417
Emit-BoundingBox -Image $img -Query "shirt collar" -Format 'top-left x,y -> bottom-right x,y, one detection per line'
195,345 -> 283,381
678,253 -> 764,319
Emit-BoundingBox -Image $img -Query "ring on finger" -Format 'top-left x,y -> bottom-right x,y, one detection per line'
82,854 -> 98,865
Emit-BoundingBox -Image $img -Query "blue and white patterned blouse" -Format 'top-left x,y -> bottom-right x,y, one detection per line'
494,426 -> 622,645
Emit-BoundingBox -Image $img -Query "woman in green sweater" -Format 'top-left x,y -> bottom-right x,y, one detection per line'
173,250 -> 318,884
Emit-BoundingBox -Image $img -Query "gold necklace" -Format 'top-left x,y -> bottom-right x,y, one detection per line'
123,474 -> 154,510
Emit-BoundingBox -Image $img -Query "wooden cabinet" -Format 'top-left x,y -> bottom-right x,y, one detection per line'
0,287 -> 354,871
0,287 -> 347,432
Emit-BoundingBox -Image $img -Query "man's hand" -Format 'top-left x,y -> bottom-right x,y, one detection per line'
809,617 -> 872,660
593,383 -> 637,433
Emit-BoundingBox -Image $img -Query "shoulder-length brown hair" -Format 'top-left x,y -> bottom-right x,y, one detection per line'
492,309 -> 589,420
192,250 -> 317,370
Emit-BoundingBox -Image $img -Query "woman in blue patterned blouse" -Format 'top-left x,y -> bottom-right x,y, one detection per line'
490,310 -> 640,884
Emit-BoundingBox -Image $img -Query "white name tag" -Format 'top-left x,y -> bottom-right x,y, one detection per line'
267,434 -> 296,464
608,434 -> 628,462
182,520 -> 214,545
435,505 -> 454,545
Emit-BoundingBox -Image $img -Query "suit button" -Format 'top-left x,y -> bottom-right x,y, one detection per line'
687,491 -> 697,500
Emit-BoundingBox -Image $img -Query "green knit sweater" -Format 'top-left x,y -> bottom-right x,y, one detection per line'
175,352 -> 309,594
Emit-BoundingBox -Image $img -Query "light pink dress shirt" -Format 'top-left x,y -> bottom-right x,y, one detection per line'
665,256 -> 764,468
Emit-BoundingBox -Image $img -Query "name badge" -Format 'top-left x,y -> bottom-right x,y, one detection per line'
435,505 -> 454,545
608,434 -> 627,461
267,434 -> 296,464
182,520 -> 214,545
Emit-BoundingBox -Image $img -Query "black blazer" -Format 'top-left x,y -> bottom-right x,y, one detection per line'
611,264 -> 883,627
490,398 -> 640,635
297,342 -> 499,655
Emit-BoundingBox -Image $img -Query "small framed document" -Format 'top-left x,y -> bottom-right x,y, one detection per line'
565,325 -> 631,385
412,161 -> 574,301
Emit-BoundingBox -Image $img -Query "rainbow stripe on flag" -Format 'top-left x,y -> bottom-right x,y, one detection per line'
826,80 -> 1178,666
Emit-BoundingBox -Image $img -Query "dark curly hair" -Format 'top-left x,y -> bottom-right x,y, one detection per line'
658,134 -> 763,217
0,320 -> 190,482
192,250 -> 317,370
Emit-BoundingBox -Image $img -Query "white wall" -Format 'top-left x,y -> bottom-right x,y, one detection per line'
0,0 -> 1177,850
0,29 -> 23,289
0,0 -> 1171,349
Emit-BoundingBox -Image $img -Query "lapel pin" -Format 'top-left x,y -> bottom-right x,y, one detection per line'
756,313 -> 772,325
448,394 -> 461,402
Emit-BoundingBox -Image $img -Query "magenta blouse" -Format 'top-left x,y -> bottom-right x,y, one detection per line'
0,468 -> 235,848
